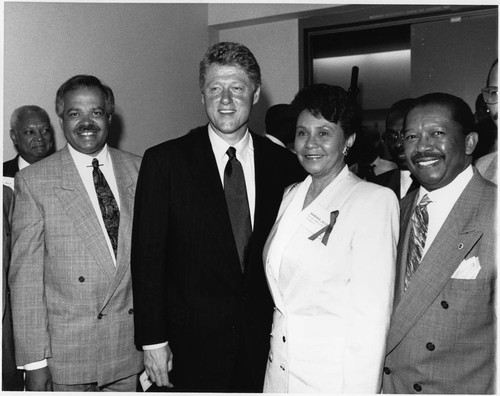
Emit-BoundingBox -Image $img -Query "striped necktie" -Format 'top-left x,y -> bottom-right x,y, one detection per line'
404,194 -> 431,290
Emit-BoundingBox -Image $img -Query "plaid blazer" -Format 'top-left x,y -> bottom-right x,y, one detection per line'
9,145 -> 144,386
383,169 -> 497,394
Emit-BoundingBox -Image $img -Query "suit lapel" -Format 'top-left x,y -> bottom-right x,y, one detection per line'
54,146 -> 115,280
191,127 -> 242,277
100,149 -> 137,308
387,174 -> 485,353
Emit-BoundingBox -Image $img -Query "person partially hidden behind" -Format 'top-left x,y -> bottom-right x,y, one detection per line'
263,84 -> 399,393
4,105 -> 54,178
131,42 -> 305,392
373,98 -> 420,199
475,58 -> 498,184
383,92 -> 496,394
9,75 -> 143,391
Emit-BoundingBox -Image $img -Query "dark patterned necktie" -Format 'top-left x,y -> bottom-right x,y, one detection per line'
224,147 -> 252,273
92,158 -> 120,258
404,194 -> 431,290
408,174 -> 420,194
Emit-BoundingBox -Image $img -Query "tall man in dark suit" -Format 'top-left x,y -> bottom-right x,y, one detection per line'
4,105 -> 54,178
131,42 -> 305,392
383,93 -> 496,393
373,99 -> 419,199
9,75 -> 143,391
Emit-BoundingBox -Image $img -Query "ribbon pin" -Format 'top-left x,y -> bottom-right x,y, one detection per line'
308,210 -> 339,246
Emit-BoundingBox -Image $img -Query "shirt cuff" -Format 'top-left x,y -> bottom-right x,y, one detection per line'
19,359 -> 48,370
143,341 -> 168,350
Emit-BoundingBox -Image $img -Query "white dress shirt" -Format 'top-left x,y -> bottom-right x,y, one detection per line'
416,165 -> 473,257
400,170 -> 414,199
22,144 -> 121,371
69,143 -> 121,264
207,124 -> 256,228
18,156 -> 30,171
143,126 -> 257,351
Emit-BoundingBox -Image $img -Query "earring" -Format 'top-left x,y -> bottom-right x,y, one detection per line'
343,146 -> 350,156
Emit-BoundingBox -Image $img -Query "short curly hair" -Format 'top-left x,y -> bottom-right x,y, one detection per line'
406,92 -> 475,136
55,75 -> 115,118
291,84 -> 361,138
199,42 -> 261,89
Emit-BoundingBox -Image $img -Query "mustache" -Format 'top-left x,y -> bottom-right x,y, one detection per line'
77,123 -> 100,132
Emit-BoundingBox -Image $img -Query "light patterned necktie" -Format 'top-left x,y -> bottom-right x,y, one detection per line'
92,158 -> 120,258
224,147 -> 252,273
404,194 -> 431,290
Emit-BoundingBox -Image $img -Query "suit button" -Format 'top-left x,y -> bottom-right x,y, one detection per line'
282,336 -> 286,343
78,276 -> 85,282
441,301 -> 449,309
97,313 -> 103,320
128,309 -> 134,314
413,383 -> 422,392
383,367 -> 391,375
426,342 -> 435,351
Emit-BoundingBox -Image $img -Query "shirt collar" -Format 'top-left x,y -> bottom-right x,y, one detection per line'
208,124 -> 250,161
18,155 -> 30,170
417,164 -> 473,203
68,143 -> 110,169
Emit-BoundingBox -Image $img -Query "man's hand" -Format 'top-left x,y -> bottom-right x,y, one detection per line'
25,366 -> 53,391
144,344 -> 174,388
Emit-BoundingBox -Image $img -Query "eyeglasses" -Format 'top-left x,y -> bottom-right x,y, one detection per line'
481,86 -> 498,105
385,129 -> 403,141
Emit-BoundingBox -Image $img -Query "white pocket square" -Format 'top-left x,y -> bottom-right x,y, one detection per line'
451,256 -> 481,280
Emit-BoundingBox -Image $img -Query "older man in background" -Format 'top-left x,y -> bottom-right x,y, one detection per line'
4,105 -> 54,179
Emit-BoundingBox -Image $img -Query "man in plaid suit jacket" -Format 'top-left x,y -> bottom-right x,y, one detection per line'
9,75 -> 143,391
382,93 -> 496,394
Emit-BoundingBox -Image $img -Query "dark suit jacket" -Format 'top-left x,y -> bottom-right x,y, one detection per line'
3,156 -> 19,177
373,168 -> 419,200
383,169 -> 497,394
131,126 -> 305,392
2,186 -> 24,391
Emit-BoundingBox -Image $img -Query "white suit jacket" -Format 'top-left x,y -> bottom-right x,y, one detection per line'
263,168 -> 399,393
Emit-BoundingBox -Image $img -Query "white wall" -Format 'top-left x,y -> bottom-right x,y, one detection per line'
219,19 -> 300,134
4,3 -> 209,160
212,3 -> 342,134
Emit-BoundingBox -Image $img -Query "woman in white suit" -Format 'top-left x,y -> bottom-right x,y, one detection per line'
263,84 -> 399,393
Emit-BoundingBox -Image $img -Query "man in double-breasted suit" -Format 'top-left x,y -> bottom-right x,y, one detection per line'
382,93 -> 496,394
9,75 -> 143,391
131,42 -> 305,392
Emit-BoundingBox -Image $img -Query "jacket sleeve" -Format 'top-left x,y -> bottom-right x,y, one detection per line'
9,172 -> 52,365
131,148 -> 171,347
342,186 -> 399,393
